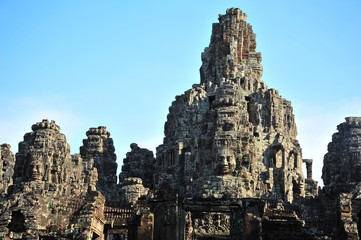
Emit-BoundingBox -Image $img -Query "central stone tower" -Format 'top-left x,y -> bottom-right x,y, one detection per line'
156,8 -> 304,202
151,8 -> 311,239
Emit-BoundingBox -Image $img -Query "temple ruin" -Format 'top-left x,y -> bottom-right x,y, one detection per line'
0,8 -> 360,240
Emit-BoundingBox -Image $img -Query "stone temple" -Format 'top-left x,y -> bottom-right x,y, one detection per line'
0,8 -> 360,240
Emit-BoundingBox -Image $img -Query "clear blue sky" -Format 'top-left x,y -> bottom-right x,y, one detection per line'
1,0 -> 361,185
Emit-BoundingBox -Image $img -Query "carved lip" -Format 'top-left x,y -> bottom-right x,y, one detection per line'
218,165 -> 229,174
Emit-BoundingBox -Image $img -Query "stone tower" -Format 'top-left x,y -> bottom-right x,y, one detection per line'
323,117 -> 361,189
0,144 -> 15,196
80,126 -> 118,201
156,8 -> 305,203
319,117 -> 361,239
0,120 -> 105,239
149,8 -> 310,240
120,143 -> 155,189
13,119 -> 73,186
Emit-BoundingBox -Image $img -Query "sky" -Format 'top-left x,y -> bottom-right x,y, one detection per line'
1,0 -> 361,186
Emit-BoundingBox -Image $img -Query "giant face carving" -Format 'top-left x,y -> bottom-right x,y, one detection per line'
215,148 -> 236,175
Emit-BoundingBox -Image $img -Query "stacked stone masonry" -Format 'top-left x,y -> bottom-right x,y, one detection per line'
0,8 -> 359,240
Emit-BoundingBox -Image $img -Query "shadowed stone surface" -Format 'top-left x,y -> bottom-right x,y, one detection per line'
120,143 -> 155,189
323,117 -> 361,187
317,117 -> 361,239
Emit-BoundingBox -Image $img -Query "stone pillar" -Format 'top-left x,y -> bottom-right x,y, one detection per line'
137,212 -> 154,240
302,159 -> 313,179
127,215 -> 141,240
230,204 -> 244,240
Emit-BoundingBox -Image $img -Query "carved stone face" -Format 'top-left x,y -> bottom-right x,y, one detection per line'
33,131 -> 47,149
30,164 -> 41,180
215,148 -> 236,175
87,135 -> 103,151
28,156 -> 45,181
